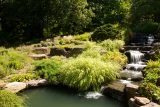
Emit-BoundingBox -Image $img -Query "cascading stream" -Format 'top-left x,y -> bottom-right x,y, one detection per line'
120,50 -> 146,80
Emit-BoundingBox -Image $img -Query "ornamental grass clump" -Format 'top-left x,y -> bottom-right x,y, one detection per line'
100,39 -> 124,51
0,90 -> 25,107
59,57 -> 121,91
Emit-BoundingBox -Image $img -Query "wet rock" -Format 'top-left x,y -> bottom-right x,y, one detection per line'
4,82 -> 27,93
29,54 -> 47,60
125,83 -> 139,100
135,97 -> 150,105
33,47 -> 50,54
26,79 -> 48,88
102,81 -> 125,101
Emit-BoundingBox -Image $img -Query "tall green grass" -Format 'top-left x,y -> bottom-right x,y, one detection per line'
59,57 -> 121,91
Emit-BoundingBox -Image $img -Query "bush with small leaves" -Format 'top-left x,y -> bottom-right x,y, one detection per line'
34,59 -> 63,82
91,24 -> 125,41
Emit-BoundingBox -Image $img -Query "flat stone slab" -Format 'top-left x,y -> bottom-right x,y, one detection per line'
4,82 -> 27,93
29,54 -> 47,60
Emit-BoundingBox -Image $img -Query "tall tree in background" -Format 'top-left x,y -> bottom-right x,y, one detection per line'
87,0 -> 131,29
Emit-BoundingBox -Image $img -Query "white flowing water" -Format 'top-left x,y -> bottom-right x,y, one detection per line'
121,50 -> 146,80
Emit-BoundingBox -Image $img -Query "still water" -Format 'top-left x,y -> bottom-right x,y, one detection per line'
21,87 -> 126,107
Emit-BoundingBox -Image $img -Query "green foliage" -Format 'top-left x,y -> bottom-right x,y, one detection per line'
100,39 -> 125,51
102,51 -> 127,66
131,0 -> 160,23
34,59 -> 62,82
88,0 -> 131,28
9,73 -> 39,82
133,20 -> 160,34
139,83 -> 160,104
91,24 -> 125,41
79,49 -> 101,59
74,33 -> 91,41
141,60 -> 160,104
59,57 -> 121,91
0,47 -> 32,78
0,90 -> 25,107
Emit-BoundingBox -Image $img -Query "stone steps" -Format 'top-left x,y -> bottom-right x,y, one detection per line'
124,46 -> 153,52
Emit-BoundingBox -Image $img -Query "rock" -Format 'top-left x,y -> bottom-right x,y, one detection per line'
141,102 -> 160,107
125,83 -> 139,100
102,81 -> 125,101
4,82 -> 27,93
129,98 -> 139,107
128,97 -> 160,107
50,48 -> 67,56
29,54 -> 47,60
135,97 -> 150,105
26,79 -> 48,88
33,47 -> 50,54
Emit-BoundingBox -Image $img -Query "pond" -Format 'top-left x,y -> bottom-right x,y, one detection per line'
21,87 -> 127,107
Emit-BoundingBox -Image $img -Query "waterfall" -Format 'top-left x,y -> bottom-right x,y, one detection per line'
130,50 -> 144,64
120,50 -> 146,81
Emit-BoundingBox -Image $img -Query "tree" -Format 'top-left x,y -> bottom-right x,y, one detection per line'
87,0 -> 131,29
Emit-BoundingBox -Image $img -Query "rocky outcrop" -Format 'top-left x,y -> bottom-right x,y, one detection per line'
129,97 -> 160,107
4,82 -> 27,93
102,81 -> 125,101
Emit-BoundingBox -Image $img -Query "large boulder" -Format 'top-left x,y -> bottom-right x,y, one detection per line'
102,81 -> 125,101
4,82 -> 27,93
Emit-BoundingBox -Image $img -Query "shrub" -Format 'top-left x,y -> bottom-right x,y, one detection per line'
139,83 -> 160,104
0,90 -> 25,107
91,24 -> 124,41
9,73 -> 39,82
34,59 -> 62,82
102,51 -> 127,66
59,57 -> 121,91
100,39 -> 124,51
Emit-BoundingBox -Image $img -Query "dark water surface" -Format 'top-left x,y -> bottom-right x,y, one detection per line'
21,87 -> 126,107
